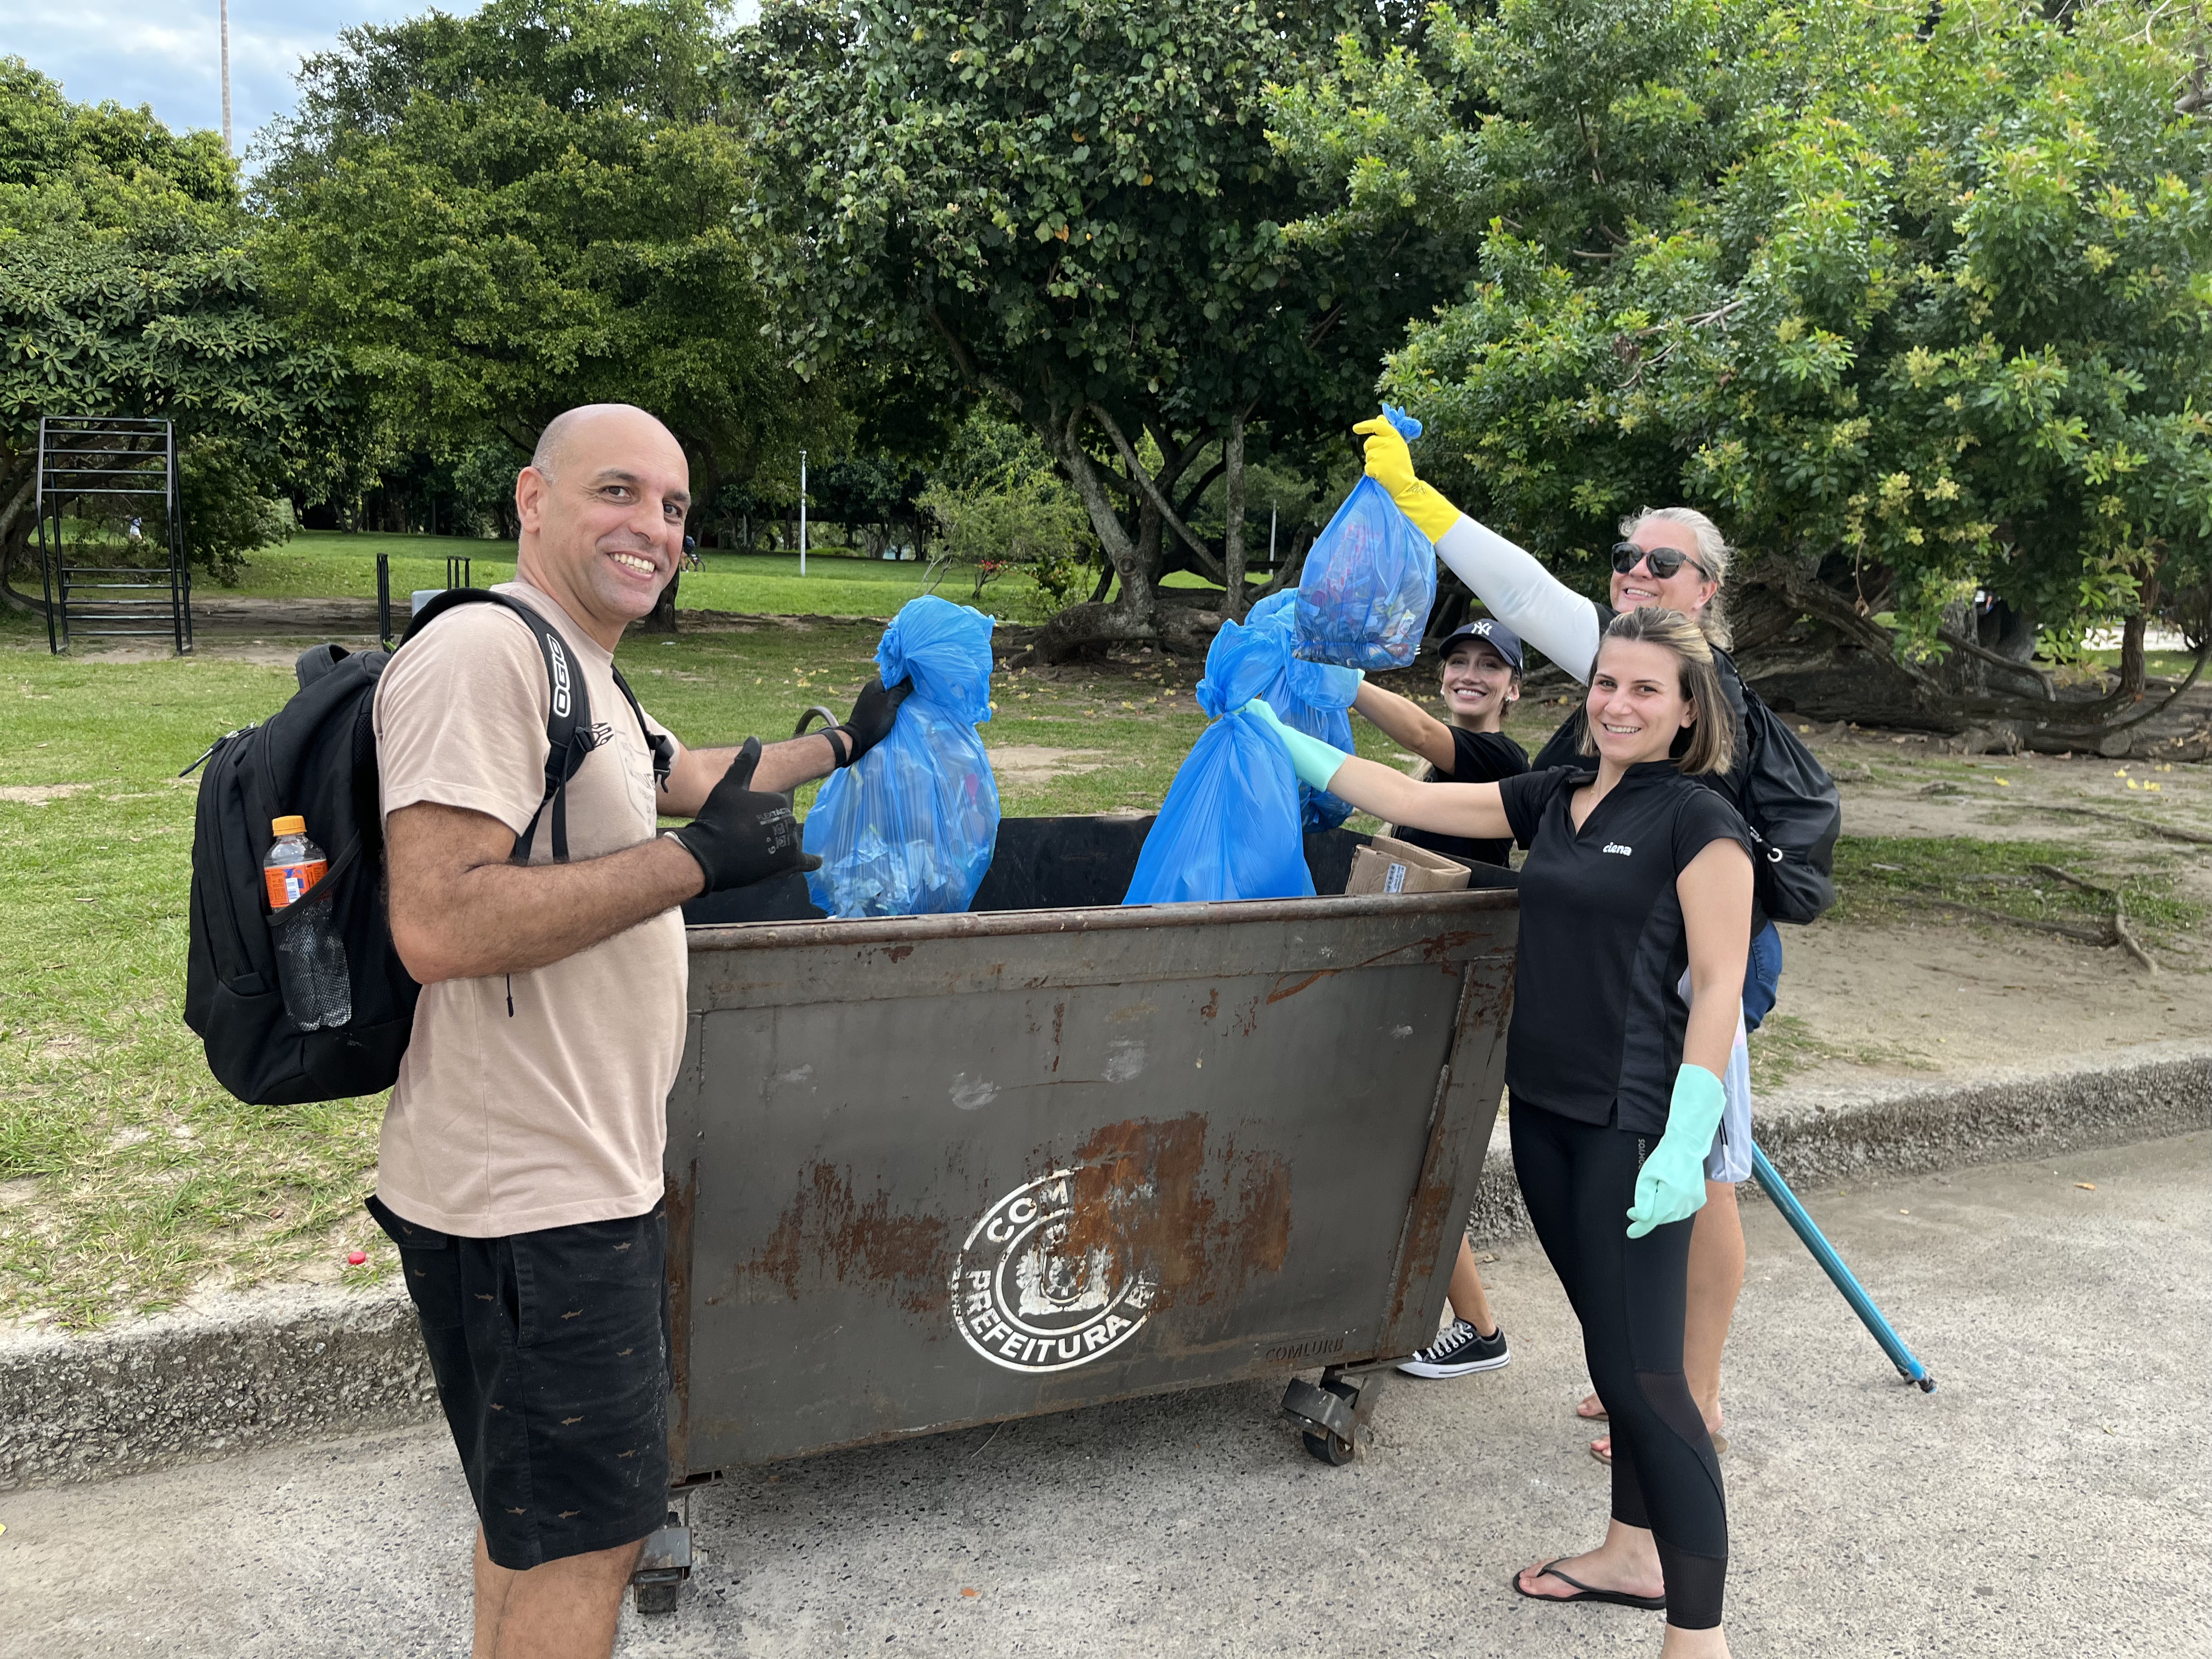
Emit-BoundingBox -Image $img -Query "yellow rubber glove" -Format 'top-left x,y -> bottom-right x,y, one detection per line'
1352,407 -> 1463,544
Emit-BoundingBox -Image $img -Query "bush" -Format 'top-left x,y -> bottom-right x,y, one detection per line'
918,456 -> 1097,610
179,438 -> 294,582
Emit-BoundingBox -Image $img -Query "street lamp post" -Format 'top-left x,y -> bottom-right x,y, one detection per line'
799,449 -> 808,577
220,0 -> 232,155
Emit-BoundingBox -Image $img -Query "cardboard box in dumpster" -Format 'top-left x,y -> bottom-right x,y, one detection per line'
1346,834 -> 1472,896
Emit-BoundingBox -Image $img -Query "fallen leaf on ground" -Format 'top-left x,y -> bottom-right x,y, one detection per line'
2075,1182 -> 2097,1190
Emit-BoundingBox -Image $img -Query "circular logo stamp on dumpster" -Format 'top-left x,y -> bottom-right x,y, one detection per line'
951,1167 -> 1158,1373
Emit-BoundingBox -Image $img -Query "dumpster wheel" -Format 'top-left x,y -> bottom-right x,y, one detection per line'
1302,1426 -> 1357,1465
630,1496 -> 692,1616
635,1579 -> 684,1616
1283,1371 -> 1377,1465
1302,1378 -> 1360,1465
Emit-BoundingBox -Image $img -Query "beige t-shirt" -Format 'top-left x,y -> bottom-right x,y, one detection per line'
373,580 -> 687,1237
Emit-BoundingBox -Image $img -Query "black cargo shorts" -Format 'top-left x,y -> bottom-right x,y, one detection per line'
366,1194 -> 672,1570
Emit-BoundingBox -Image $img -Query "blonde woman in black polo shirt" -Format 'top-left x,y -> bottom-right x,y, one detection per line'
1251,606 -> 1752,1656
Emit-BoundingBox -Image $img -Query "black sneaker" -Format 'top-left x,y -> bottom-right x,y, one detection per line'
1397,1318 -> 1510,1378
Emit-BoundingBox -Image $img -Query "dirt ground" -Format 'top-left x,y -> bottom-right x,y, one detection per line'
1744,722 -> 2210,1088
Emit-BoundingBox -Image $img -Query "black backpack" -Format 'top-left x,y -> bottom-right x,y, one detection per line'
1530,647 -> 1841,926
184,590 -> 669,1106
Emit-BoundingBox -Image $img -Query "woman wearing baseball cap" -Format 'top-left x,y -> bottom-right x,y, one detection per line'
1347,616 -> 1528,1380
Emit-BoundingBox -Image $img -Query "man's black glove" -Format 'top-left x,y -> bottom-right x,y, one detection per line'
668,738 -> 820,893
821,675 -> 913,768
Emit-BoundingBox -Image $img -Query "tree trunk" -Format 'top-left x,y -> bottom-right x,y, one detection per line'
2119,575 -> 2160,701
1030,406 -> 1166,661
644,570 -> 680,634
1725,566 -> 2204,755
1256,524 -> 1315,599
1220,413 -> 1247,623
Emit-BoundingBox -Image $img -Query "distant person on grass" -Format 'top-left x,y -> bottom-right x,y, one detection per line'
1350,618 -> 1530,1380
368,404 -> 909,1659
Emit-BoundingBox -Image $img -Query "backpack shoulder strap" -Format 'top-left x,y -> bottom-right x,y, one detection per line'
400,589 -> 591,862
607,664 -> 676,792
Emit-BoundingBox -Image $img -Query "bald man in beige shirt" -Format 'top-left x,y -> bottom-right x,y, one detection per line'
368,405 -> 909,1659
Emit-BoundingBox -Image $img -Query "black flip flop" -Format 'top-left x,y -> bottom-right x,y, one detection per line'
1511,1559 -> 1667,1611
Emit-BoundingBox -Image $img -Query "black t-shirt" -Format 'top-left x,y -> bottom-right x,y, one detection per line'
1391,727 -> 1529,868
1530,598 -> 1767,922
1497,760 -> 1752,1135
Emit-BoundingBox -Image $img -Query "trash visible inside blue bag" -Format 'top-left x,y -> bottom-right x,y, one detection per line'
804,595 -> 1001,918
1122,616 -> 1314,906
1248,592 -> 1359,832
1294,407 -> 1436,670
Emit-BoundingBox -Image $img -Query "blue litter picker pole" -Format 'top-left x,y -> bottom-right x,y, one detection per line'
1751,1141 -> 1936,1392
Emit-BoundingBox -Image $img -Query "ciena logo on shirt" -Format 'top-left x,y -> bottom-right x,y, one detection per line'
1602,843 -> 1633,856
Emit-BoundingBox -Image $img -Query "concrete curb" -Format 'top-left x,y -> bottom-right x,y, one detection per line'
7,1042 -> 2208,1491
1463,1040 -> 2212,1243
0,1283 -> 435,1492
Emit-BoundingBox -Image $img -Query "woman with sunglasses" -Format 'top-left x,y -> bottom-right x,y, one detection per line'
1351,415 -> 1816,1469
1250,606 -> 1749,1656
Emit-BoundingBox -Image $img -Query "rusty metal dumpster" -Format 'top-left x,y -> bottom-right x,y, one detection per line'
637,816 -> 1516,1609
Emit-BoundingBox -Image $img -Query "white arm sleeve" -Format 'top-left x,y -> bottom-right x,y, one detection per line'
1435,515 -> 1605,684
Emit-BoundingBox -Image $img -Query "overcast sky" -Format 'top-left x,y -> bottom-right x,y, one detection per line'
4,1 -> 757,155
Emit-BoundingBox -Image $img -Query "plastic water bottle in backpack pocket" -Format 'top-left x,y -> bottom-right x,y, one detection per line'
263,814 -> 352,1031
804,595 -> 1002,917
1294,408 -> 1436,670
1123,616 -> 1314,906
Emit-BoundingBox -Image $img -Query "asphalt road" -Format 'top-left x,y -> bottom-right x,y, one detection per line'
7,1133 -> 2209,1659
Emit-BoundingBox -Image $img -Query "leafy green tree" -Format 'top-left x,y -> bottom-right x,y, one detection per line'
256,0 -> 837,535
0,61 -> 338,598
1278,0 -> 2212,743
744,0 -> 1451,653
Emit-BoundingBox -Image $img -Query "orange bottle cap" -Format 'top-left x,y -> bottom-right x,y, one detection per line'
272,815 -> 307,835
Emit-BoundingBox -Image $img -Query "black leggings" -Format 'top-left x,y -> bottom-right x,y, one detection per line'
1511,1097 -> 1728,1629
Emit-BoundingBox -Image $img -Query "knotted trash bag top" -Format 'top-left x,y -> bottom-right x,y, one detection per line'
1248,592 -> 1361,833
1294,407 -> 1436,671
804,595 -> 1001,918
1122,616 -> 1315,907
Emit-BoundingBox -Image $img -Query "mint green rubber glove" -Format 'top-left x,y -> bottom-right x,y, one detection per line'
1626,1065 -> 1724,1239
1243,698 -> 1351,793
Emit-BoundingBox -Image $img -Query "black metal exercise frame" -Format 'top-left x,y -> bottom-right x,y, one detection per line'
36,416 -> 193,656
375,551 -> 471,648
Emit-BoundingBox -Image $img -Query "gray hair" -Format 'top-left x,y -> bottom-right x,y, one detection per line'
1621,505 -> 1733,649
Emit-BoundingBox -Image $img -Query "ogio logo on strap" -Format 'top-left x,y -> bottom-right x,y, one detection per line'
547,637 -> 572,719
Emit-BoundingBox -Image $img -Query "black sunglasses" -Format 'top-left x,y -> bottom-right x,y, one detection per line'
1610,541 -> 1705,580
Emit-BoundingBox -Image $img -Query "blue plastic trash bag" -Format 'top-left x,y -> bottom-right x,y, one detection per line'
1248,592 -> 1359,831
1294,407 -> 1436,670
1122,616 -> 1314,906
804,595 -> 1001,917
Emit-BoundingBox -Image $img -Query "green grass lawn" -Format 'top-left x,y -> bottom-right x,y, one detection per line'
212,532 -> 1073,624
1829,833 -> 2203,942
0,612 -> 1433,1328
